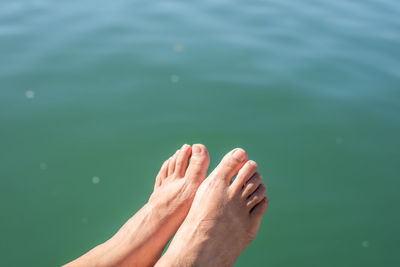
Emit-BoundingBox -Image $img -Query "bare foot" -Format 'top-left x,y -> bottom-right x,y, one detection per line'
156,148 -> 269,267
64,144 -> 210,267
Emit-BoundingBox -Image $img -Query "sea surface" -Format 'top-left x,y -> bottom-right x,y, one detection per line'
1,0 -> 400,266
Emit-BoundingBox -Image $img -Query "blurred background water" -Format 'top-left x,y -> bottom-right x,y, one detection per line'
1,0 -> 400,266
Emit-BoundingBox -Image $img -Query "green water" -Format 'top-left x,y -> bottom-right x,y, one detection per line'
1,0 -> 400,266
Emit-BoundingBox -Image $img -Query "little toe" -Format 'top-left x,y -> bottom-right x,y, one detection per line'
209,148 -> 248,183
246,184 -> 267,212
251,196 -> 269,220
241,172 -> 262,199
155,159 -> 169,188
175,144 -> 192,178
185,144 -> 210,183
167,150 -> 179,176
231,160 -> 258,193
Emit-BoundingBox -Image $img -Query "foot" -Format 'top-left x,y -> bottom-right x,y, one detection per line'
156,148 -> 269,267
64,144 -> 210,267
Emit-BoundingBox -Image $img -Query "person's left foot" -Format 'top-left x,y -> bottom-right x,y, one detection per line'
64,144 -> 210,267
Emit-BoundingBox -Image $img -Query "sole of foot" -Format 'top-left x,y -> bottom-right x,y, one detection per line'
156,148 -> 269,267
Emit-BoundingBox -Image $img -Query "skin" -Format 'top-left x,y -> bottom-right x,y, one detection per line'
156,148 -> 269,267
64,144 -> 210,267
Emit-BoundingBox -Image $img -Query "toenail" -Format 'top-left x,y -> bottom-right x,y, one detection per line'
248,160 -> 257,168
193,145 -> 202,154
182,144 -> 189,150
232,148 -> 246,162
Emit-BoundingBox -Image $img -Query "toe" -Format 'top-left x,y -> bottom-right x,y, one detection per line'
185,144 -> 210,183
175,144 -> 192,178
246,184 -> 267,212
241,172 -> 262,199
231,160 -> 258,193
167,150 -> 179,176
155,159 -> 169,188
209,148 -> 248,183
250,196 -> 269,220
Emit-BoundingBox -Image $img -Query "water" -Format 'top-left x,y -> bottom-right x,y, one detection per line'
1,0 -> 400,266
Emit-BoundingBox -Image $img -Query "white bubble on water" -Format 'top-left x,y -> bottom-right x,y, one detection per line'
170,75 -> 180,83
25,90 -> 35,99
40,162 -> 48,170
362,241 -> 369,248
92,176 -> 100,184
336,137 -> 343,145
173,44 -> 185,53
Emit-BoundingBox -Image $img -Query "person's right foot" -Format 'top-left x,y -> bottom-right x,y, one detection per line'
156,148 -> 269,267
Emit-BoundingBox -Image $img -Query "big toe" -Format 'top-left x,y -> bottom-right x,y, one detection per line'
185,144 -> 210,183
210,148 -> 248,183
